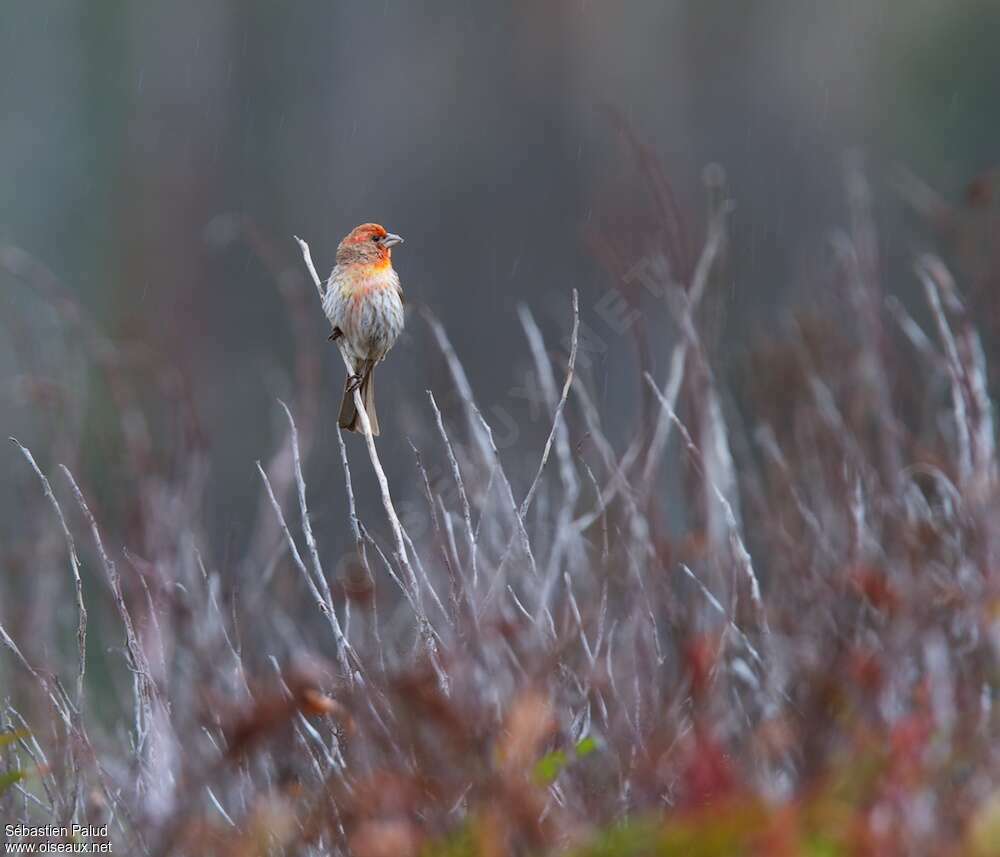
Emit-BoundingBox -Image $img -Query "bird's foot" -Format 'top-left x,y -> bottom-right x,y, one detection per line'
346,373 -> 363,394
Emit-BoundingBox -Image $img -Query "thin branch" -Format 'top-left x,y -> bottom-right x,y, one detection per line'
519,289 -> 580,520
480,291 -> 578,617
428,390 -> 478,587
59,465 -> 155,746
256,460 -> 346,652
916,255 -> 973,486
641,201 -> 732,490
277,400 -> 351,676
10,439 -> 87,708
293,235 -> 326,301
643,374 -> 768,631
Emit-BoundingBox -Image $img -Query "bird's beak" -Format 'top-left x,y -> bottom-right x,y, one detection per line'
382,233 -> 404,248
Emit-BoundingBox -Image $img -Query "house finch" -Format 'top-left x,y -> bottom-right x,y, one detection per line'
322,223 -> 405,436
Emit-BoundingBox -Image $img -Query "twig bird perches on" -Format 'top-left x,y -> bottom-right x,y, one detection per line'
306,223 -> 405,436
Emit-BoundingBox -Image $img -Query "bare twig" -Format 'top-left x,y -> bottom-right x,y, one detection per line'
641,201 -> 732,491
277,400 -> 352,676
293,235 -> 326,302
428,390 -> 479,588
519,290 -> 580,519
9,439 -> 87,708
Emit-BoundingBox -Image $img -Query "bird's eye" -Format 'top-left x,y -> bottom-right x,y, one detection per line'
371,235 -> 380,242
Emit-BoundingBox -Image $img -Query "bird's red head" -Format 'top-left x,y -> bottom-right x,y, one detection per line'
336,223 -> 404,268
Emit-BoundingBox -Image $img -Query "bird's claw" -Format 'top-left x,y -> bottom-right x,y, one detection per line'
346,373 -> 363,394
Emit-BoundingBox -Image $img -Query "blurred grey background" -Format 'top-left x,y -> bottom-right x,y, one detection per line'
2,1 -> 998,570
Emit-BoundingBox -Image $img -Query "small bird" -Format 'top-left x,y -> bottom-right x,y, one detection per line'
322,223 -> 405,436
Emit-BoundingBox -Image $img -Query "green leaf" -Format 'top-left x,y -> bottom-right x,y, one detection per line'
568,820 -> 664,857
966,791 -> 1000,857
533,750 -> 568,784
0,769 -> 26,794
575,736 -> 598,758
420,820 -> 478,857
804,836 -> 845,857
0,729 -> 29,748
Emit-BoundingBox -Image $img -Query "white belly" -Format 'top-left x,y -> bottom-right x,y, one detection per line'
323,266 -> 404,367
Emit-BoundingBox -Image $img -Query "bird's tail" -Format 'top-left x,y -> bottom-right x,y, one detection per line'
339,362 -> 379,436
